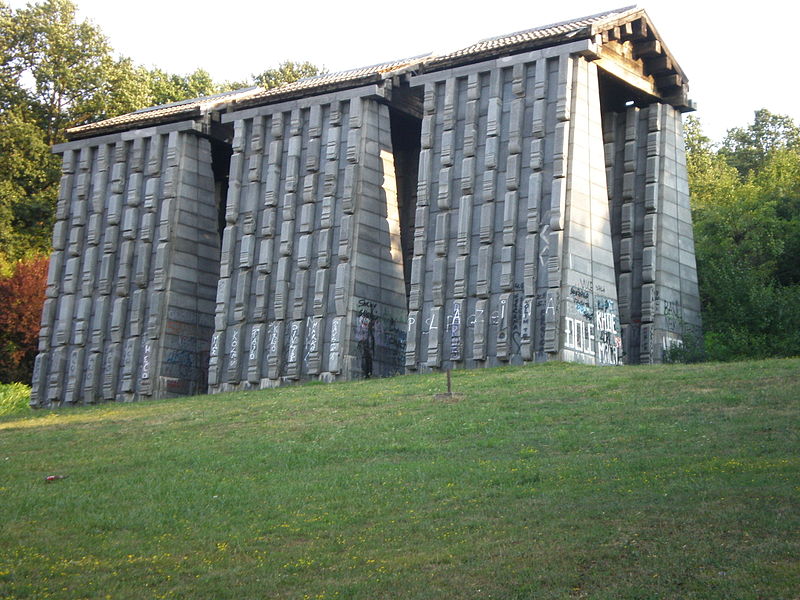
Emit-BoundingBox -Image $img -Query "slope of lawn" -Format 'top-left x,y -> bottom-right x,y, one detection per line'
1,358 -> 798,599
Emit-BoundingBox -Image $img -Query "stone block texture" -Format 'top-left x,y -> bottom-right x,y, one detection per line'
404,49 -> 623,371
34,7 -> 703,404
31,126 -> 219,407
208,95 -> 407,391
603,103 -> 701,363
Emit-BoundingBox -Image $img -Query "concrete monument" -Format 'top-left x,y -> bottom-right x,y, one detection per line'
31,6 -> 701,406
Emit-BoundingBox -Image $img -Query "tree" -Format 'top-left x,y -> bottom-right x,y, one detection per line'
0,255 -> 48,383
254,60 -> 322,90
7,0 -> 118,144
146,67 -> 221,106
0,0 -> 118,265
719,109 -> 800,176
0,1 -> 27,113
686,114 -> 800,361
750,148 -> 800,286
0,108 -> 60,266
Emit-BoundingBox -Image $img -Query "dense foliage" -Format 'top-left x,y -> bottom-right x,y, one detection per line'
686,110 -> 800,360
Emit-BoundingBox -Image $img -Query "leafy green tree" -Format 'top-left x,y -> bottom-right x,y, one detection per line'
0,1 -> 27,112
100,57 -> 156,118
750,148 -> 800,285
687,114 -> 800,361
0,108 -> 60,266
7,0 -> 117,143
147,67 -> 220,106
685,116 -> 740,210
719,108 -> 800,176
254,60 -> 322,90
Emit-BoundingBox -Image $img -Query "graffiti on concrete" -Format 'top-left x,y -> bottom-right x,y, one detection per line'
354,298 -> 406,378
355,299 -> 377,377
161,317 -> 211,391
563,287 -> 622,365
594,297 -> 622,365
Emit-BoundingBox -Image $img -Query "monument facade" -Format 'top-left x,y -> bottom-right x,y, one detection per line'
30,6 -> 702,406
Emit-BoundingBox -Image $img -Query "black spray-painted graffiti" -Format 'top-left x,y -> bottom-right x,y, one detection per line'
354,298 -> 406,378
570,285 -> 593,319
355,299 -> 377,377
662,298 -> 684,332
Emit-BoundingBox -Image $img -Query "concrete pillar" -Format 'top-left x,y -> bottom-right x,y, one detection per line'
209,92 -> 407,390
31,126 -> 219,407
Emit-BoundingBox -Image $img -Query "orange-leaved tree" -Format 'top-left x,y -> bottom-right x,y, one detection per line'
0,255 -> 48,383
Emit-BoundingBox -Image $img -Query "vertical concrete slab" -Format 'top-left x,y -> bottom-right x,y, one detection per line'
557,57 -> 622,365
603,101 -> 701,363
407,47 -> 622,370
32,125 -> 220,407
210,91 -> 407,389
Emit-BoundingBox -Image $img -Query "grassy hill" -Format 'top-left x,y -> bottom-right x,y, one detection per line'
1,359 -> 798,599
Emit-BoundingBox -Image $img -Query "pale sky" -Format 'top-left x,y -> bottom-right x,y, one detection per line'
10,0 -> 800,142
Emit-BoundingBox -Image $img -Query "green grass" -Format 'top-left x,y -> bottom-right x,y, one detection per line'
1,359 -> 798,599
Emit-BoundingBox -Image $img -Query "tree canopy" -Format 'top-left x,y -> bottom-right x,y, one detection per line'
685,110 -> 800,361
254,61 -> 321,90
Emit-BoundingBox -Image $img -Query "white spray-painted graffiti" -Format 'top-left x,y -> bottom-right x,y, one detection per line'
328,317 -> 342,373
595,300 -> 622,365
287,321 -> 300,365
520,298 -> 532,341
249,326 -> 260,362
450,300 -> 462,360
563,288 -> 622,365
268,323 -> 279,355
228,328 -> 239,371
564,316 -> 595,354
303,316 -> 320,370
141,342 -> 151,380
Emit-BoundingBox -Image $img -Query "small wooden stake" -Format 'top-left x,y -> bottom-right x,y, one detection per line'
435,369 -> 461,402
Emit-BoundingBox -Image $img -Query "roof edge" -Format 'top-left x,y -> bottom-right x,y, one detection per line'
62,6 -> 692,141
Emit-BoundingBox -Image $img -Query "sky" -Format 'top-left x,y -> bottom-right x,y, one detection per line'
9,0 -> 800,142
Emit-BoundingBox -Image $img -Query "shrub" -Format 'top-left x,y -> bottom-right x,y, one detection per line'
0,382 -> 32,417
0,255 -> 48,383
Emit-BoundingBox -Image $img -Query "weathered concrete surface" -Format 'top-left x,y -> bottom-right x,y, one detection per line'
34,7 -> 702,405
604,103 -> 701,363
403,46 -> 623,370
208,94 -> 408,390
31,125 -> 219,406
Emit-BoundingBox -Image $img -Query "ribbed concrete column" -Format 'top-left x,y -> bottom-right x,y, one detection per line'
406,45 -> 622,369
32,125 -> 219,406
604,102 -> 701,363
209,91 -> 407,390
